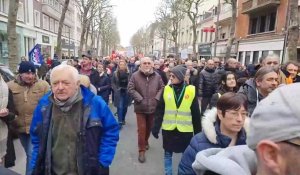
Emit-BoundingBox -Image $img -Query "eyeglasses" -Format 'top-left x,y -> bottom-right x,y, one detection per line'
282,138 -> 300,148
226,110 -> 248,119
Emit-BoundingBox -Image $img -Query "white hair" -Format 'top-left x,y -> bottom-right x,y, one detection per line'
50,64 -> 79,83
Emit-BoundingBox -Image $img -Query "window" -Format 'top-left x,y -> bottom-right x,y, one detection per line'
249,11 -> 277,34
34,10 -> 40,27
262,50 -> 269,57
253,51 -> 259,64
49,18 -> 54,32
17,2 -> 24,22
238,52 -> 244,63
43,14 -> 49,30
55,21 -> 59,33
0,0 -> 9,14
245,51 -> 251,65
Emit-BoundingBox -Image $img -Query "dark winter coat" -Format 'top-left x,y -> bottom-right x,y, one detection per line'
112,70 -> 131,108
199,68 -> 218,97
188,68 -> 200,97
30,86 -> 119,175
238,78 -> 264,117
178,108 -> 247,175
95,73 -> 111,104
155,69 -> 168,85
152,83 -> 201,153
128,69 -> 164,114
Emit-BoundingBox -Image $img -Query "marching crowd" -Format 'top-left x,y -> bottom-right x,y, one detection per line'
0,52 -> 300,175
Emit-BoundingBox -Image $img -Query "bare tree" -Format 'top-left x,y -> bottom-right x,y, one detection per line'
7,0 -> 19,70
224,0 -> 237,60
287,0 -> 299,61
56,0 -> 70,60
181,0 -> 204,56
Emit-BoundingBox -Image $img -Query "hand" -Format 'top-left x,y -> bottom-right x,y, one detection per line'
0,108 -> 9,117
152,131 -> 159,139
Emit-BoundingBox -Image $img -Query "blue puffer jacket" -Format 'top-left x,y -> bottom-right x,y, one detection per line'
178,108 -> 247,175
30,86 -> 119,175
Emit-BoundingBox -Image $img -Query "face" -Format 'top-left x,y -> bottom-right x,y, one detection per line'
140,58 -> 153,72
263,58 -> 279,72
169,73 -> 180,84
218,106 -> 247,134
20,72 -> 36,84
206,60 -> 215,69
154,63 -> 160,69
81,56 -> 91,66
225,74 -> 236,88
228,60 -> 238,69
119,61 -> 127,70
286,64 -> 299,78
130,57 -> 135,63
97,64 -> 104,73
51,69 -> 80,101
213,58 -> 220,67
256,72 -> 278,96
186,61 -> 193,70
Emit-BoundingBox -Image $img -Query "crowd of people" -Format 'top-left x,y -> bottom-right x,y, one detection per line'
0,52 -> 300,175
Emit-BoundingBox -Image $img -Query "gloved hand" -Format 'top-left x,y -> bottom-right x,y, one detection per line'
152,131 -> 159,139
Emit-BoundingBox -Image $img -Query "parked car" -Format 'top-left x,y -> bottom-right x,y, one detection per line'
0,63 -> 15,82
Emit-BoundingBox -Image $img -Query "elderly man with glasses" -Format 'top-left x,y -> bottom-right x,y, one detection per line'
128,57 -> 165,163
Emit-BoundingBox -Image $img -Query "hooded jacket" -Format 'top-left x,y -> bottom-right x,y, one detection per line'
178,108 -> 248,175
238,78 -> 264,117
30,86 -> 119,175
192,145 -> 257,175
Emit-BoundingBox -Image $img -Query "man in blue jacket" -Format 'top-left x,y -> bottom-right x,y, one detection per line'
30,64 -> 119,175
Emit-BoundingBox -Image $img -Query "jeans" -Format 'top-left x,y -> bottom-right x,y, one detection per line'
117,90 -> 129,123
164,151 -> 173,175
19,133 -> 32,175
136,113 -> 154,152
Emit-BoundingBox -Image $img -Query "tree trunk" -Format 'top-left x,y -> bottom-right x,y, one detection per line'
85,20 -> 90,51
163,32 -> 167,57
56,0 -> 70,60
225,0 -> 237,60
192,23 -> 197,57
90,21 -> 95,55
96,28 -> 101,56
287,0 -> 299,62
7,0 -> 19,71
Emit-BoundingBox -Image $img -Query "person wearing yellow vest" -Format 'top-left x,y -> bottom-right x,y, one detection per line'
152,65 -> 201,175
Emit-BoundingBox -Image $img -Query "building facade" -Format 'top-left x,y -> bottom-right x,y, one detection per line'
0,0 -> 80,65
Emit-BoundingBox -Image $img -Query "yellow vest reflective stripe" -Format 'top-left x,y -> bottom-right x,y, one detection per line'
162,85 -> 195,132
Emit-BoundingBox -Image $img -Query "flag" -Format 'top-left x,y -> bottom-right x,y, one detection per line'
29,44 -> 44,67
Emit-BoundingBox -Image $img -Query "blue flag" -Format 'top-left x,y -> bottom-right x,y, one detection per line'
29,44 -> 44,67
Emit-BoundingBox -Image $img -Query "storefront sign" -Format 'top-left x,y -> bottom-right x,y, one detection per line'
42,35 -> 50,44
198,43 -> 212,56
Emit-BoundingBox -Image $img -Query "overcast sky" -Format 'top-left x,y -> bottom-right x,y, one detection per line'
111,0 -> 161,47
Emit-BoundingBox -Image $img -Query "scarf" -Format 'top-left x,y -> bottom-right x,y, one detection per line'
0,75 -> 8,158
52,88 -> 83,112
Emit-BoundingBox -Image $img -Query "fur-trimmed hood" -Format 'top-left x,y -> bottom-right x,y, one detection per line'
202,107 -> 250,144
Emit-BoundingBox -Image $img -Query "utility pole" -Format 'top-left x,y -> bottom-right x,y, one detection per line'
214,0 -> 221,57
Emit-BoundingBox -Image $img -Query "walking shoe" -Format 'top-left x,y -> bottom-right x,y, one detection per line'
138,152 -> 146,163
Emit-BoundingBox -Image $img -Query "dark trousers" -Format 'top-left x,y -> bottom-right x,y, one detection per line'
201,97 -> 212,116
117,90 -> 129,123
136,113 -> 154,152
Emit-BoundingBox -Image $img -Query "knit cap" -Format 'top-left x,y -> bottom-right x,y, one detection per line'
170,65 -> 187,82
18,61 -> 36,74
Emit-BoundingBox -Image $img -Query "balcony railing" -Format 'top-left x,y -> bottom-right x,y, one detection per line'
242,0 -> 280,14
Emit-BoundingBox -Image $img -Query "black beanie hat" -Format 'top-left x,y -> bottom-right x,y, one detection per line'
170,65 -> 187,82
18,61 -> 36,74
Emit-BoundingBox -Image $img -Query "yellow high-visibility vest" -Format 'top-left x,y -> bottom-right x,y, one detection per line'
162,85 -> 195,132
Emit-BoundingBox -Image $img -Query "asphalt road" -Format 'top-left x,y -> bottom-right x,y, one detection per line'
10,105 -> 181,175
